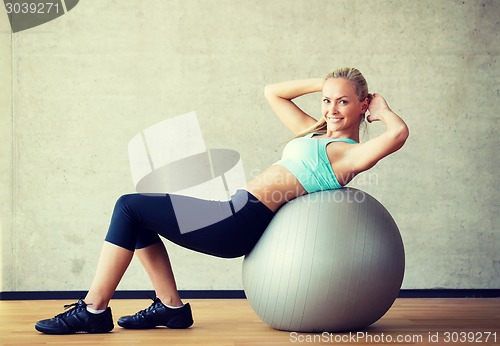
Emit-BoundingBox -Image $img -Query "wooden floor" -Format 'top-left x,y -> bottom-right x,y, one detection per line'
0,298 -> 498,345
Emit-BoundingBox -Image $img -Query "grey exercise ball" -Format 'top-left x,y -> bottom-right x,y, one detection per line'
242,188 -> 405,332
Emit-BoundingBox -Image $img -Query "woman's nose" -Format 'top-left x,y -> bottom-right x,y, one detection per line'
329,105 -> 338,115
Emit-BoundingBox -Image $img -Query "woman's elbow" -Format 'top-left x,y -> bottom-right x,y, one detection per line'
264,84 -> 276,100
399,124 -> 409,143
392,124 -> 409,150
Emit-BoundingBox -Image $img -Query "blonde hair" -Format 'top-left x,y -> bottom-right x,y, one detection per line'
294,67 -> 368,139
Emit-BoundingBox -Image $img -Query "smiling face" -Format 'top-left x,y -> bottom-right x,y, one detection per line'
321,78 -> 368,137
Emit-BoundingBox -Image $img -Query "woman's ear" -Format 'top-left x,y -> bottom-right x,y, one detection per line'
361,98 -> 369,113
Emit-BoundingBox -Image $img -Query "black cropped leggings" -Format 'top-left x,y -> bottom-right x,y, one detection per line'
104,189 -> 275,258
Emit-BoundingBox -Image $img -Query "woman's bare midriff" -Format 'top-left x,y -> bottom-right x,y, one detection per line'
244,165 -> 307,212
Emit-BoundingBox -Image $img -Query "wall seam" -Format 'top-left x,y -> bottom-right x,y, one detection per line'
10,28 -> 15,291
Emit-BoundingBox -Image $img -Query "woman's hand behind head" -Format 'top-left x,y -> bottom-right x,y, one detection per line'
366,93 -> 392,123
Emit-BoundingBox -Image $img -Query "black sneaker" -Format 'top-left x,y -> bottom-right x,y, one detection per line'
117,298 -> 193,329
35,300 -> 114,334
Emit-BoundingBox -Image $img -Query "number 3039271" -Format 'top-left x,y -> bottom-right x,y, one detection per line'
5,2 -> 61,14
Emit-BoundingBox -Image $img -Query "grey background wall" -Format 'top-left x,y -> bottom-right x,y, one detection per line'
0,0 -> 498,293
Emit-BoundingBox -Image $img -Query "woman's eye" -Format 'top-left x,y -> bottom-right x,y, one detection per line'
339,100 -> 348,105
323,99 -> 330,104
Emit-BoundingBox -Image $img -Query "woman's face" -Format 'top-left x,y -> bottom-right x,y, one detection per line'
321,78 -> 366,133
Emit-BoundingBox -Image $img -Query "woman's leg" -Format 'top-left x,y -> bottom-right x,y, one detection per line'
135,241 -> 183,307
83,241 -> 183,309
115,239 -> 193,330
84,193 -> 185,309
35,194 -> 191,334
84,241 -> 134,310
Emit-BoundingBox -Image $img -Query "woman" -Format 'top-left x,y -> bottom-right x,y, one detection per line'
35,67 -> 408,334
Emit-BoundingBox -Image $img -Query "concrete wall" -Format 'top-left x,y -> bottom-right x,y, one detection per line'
0,0 -> 498,292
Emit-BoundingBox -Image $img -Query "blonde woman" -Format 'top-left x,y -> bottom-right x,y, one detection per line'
35,67 -> 408,334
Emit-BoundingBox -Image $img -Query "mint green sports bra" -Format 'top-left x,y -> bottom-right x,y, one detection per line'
274,132 -> 358,193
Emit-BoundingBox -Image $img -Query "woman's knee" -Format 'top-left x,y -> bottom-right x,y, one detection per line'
115,194 -> 138,209
106,194 -> 144,251
113,194 -> 144,216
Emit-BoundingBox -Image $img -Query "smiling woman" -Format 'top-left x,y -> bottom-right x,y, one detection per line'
250,67 -> 409,210
34,67 -> 408,335
321,78 -> 368,139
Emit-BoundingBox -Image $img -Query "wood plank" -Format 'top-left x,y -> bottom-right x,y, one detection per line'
0,298 -> 498,345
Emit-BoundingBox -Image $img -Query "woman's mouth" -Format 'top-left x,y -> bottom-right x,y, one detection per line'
326,116 -> 343,123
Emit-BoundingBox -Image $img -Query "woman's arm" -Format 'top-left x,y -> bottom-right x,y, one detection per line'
347,93 -> 409,172
264,78 -> 323,135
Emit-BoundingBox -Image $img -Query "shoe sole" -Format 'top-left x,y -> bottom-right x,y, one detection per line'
35,324 -> 114,334
166,317 -> 194,329
117,318 -> 193,330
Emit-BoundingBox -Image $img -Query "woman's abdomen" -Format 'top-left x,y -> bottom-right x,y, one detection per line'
245,165 -> 307,212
